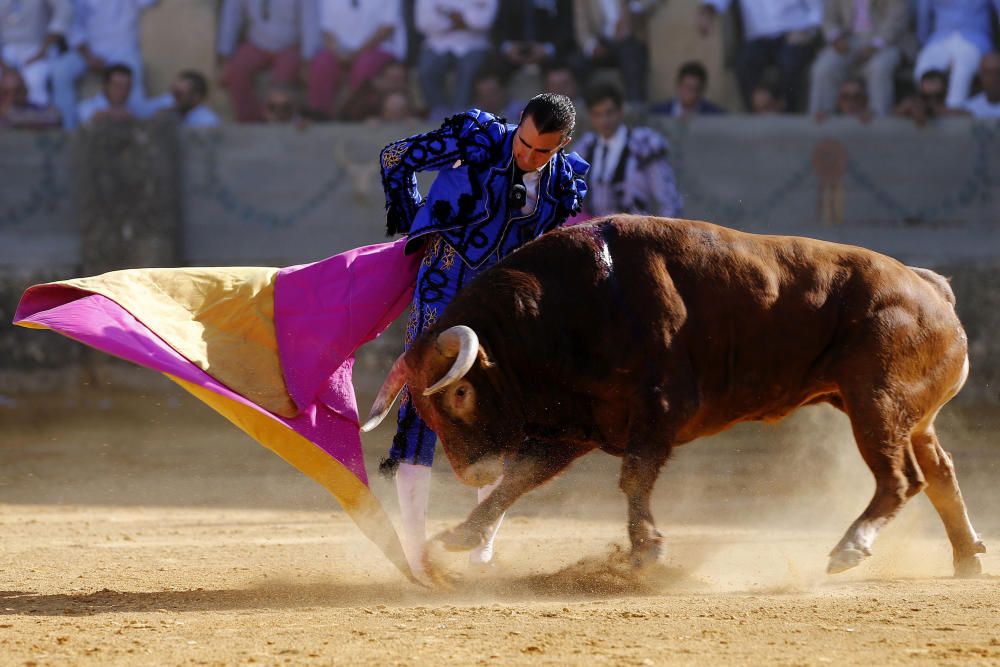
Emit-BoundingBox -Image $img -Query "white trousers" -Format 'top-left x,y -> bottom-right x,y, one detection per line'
914,32 -> 984,109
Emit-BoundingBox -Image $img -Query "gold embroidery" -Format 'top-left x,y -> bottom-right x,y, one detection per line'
423,304 -> 439,330
422,236 -> 442,267
440,242 -> 456,270
404,303 -> 419,345
380,141 -> 408,170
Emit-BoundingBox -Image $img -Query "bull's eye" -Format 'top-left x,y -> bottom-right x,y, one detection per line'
456,386 -> 467,398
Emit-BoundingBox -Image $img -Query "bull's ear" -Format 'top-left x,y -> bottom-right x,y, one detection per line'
361,352 -> 410,432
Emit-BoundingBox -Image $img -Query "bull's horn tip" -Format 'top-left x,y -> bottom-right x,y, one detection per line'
360,412 -> 387,433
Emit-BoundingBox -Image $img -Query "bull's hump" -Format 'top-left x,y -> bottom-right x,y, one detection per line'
576,220 -> 616,279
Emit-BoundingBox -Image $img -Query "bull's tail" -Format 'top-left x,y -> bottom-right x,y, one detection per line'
909,266 -> 956,307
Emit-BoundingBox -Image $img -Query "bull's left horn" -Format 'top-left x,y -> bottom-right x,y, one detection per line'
423,325 -> 480,396
361,351 -> 410,432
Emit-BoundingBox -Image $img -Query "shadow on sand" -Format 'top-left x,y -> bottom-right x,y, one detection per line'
0,547 -> 705,616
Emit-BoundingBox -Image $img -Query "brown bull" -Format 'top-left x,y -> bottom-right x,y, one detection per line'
363,216 -> 986,578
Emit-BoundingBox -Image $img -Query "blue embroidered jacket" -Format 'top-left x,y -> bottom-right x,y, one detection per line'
379,109 -> 590,269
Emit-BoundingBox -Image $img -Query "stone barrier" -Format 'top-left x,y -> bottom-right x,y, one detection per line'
1,118 -> 997,402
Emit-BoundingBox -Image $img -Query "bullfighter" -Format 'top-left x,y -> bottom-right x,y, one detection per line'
377,93 -> 589,580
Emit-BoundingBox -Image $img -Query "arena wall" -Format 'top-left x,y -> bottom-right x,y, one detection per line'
1,117 -> 998,402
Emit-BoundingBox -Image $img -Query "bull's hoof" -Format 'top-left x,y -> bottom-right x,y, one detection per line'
629,537 -> 663,570
953,556 -> 983,578
954,541 -> 985,578
433,524 -> 486,552
827,547 -> 868,574
953,540 -> 986,578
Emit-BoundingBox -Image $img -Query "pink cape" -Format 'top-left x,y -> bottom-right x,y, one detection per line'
14,239 -> 422,580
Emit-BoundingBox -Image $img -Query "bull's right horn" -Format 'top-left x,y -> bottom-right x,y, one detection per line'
423,325 -> 480,396
361,351 -> 410,432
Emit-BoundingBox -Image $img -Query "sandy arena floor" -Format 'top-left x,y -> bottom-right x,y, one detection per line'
1,387 -> 998,666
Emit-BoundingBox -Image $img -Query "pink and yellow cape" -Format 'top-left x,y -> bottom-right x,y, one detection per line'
13,239 -> 421,580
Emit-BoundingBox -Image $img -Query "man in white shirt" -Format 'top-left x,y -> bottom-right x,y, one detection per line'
50,0 -> 156,128
307,0 -> 405,119
76,62 -> 137,124
0,0 -> 73,106
697,0 -> 822,112
414,0 -> 497,117
575,81 -> 683,219
963,52 -> 1000,118
144,69 -> 221,128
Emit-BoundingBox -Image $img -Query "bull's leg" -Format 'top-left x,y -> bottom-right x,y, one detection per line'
469,476 -> 506,565
431,442 -> 585,552
828,397 -> 926,574
616,375 -> 699,570
911,427 -> 986,577
619,386 -> 687,570
620,445 -> 673,569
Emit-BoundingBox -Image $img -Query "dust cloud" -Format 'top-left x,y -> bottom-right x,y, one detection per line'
2,376 -> 997,597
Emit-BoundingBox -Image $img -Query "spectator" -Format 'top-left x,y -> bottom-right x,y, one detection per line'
339,58 -> 413,122
575,81 -> 683,218
50,0 -> 157,129
261,83 -> 301,124
893,69 -> 965,125
0,65 -> 61,128
471,66 -> 523,120
77,62 -> 136,124
541,58 -> 581,103
819,77 -> 874,123
377,89 -> 418,124
307,0 -> 405,119
650,60 -> 726,117
809,0 -> 909,116
414,0 -> 497,117
0,0 -> 73,106
573,0 -> 663,106
494,0 -> 576,77
697,0 -> 821,113
963,51 -> 1000,118
217,0 -> 320,122
145,70 -> 220,128
750,80 -> 786,114
914,0 -> 1000,109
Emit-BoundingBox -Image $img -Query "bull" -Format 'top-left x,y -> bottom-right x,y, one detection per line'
362,216 -> 986,579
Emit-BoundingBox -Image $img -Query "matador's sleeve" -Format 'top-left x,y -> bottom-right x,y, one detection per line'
378,109 -> 506,236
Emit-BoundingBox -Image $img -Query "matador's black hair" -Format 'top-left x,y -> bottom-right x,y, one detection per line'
521,93 -> 576,139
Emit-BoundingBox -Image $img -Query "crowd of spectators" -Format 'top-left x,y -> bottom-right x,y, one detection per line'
2,0 -> 1000,132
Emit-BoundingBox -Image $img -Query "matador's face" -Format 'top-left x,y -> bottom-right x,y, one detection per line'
513,114 -> 569,172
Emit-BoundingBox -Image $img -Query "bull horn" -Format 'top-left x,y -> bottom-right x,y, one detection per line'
360,352 -> 410,432
423,325 -> 480,396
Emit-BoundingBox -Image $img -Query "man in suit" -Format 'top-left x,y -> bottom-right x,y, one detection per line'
650,60 -> 726,117
576,81 -> 682,219
808,0 -> 910,116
